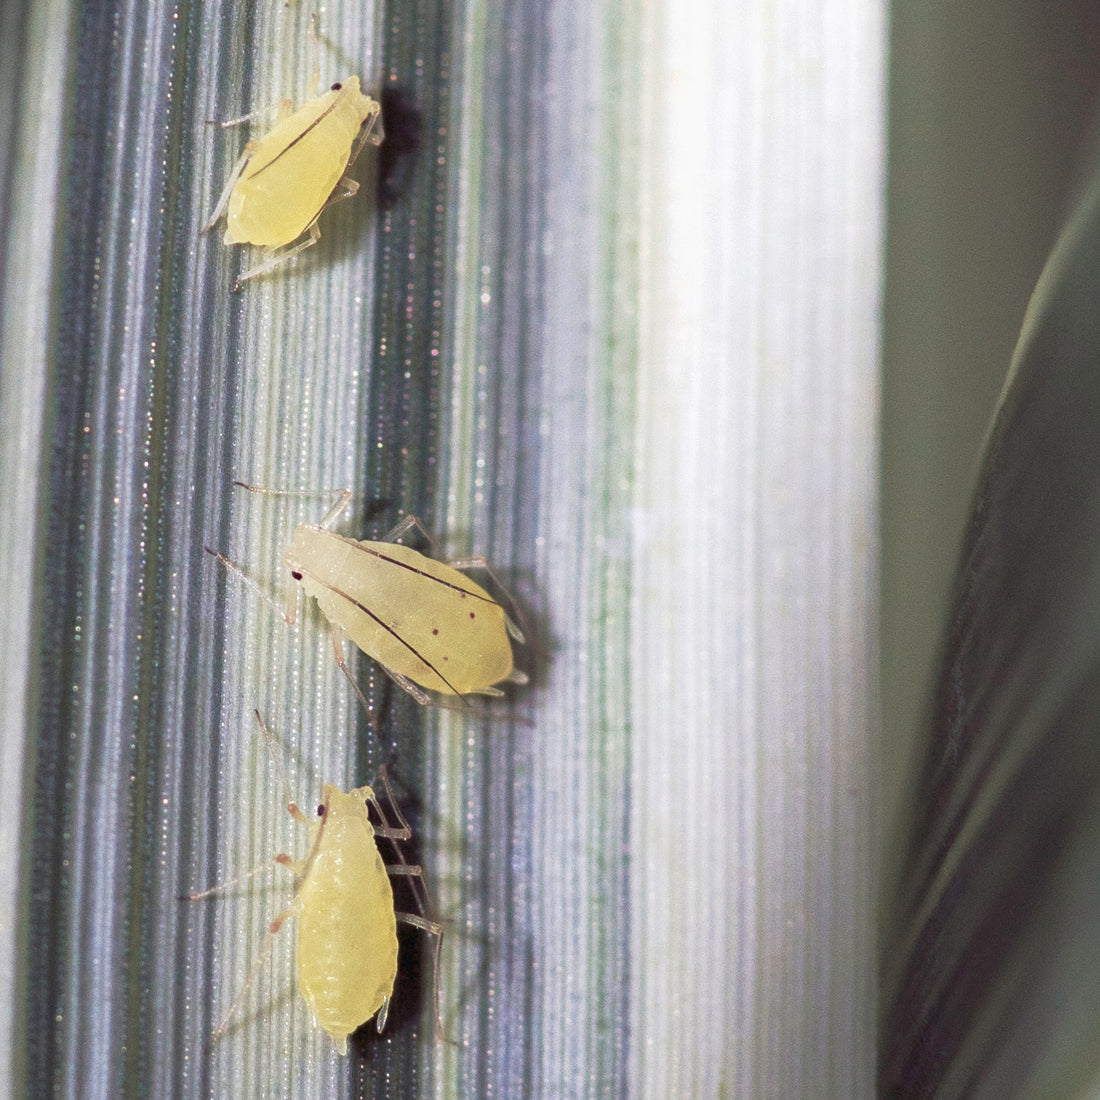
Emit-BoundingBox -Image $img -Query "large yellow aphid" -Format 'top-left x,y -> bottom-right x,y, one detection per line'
192,716 -> 443,1053
202,77 -> 383,286
208,485 -> 528,708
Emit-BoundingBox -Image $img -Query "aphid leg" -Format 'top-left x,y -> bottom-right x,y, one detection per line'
363,100 -> 385,147
234,221 -> 322,289
204,545 -> 299,625
209,899 -> 299,1047
328,624 -> 380,721
274,850 -> 309,875
367,768 -> 412,839
381,513 -> 442,553
395,911 -> 446,1040
306,164 -> 363,233
347,100 -> 385,165
186,846 -> 303,1046
182,859 -> 278,902
317,488 -> 354,529
385,667 -> 485,712
385,668 -> 436,707
233,127 -> 371,287
200,145 -> 253,235
368,772 -> 447,1040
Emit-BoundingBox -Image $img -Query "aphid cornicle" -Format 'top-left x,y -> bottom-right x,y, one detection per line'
202,77 -> 383,286
208,486 -> 529,708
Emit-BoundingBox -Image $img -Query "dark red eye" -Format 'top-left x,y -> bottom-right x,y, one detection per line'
291,570 -> 303,581
317,804 -> 325,817
331,82 -> 342,91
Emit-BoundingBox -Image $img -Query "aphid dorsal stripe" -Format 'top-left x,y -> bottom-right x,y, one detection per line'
314,576 -> 469,698
331,531 -> 503,605
209,487 -> 523,702
250,88 -> 350,180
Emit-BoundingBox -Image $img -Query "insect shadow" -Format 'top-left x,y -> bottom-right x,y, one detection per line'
376,85 -> 422,210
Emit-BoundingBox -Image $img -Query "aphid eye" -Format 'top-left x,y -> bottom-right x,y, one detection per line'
291,570 -> 303,581
330,82 -> 342,91
317,804 -> 326,817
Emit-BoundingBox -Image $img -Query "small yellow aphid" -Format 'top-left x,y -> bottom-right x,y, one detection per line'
277,783 -> 429,1053
208,486 -> 528,708
202,77 -> 383,286
193,715 -> 443,1053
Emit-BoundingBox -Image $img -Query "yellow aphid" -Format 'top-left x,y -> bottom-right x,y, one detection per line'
287,526 -> 519,699
189,716 -> 443,1052
202,77 -> 383,286
281,784 -> 402,1053
209,486 -> 528,708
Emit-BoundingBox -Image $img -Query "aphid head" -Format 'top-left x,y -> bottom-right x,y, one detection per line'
318,783 -> 349,825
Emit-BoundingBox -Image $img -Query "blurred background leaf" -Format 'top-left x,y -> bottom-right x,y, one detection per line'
881,155 -> 1100,1097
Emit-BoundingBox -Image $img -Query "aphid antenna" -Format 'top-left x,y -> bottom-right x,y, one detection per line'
232,481 -> 353,530
303,12 -> 373,122
204,544 -> 299,625
206,484 -> 350,622
253,709 -> 302,813
307,12 -> 321,95
252,713 -> 336,882
182,712 -> 305,906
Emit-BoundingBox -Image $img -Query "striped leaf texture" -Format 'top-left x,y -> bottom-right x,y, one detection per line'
0,0 -> 883,1096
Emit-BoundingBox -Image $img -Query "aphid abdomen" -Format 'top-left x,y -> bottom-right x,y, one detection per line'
341,540 -> 516,694
296,787 -> 398,1054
